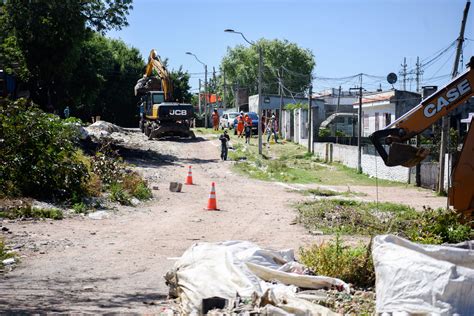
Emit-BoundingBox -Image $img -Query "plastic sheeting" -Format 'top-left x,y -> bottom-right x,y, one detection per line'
165,240 -> 348,315
373,235 -> 474,315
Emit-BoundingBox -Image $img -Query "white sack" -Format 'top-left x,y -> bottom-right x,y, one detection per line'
166,240 -> 348,315
373,235 -> 474,315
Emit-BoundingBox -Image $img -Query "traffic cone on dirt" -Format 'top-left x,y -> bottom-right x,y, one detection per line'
205,182 -> 219,211
185,165 -> 193,185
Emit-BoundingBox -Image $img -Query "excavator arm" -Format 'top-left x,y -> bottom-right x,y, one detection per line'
370,56 -> 474,220
135,49 -> 173,101
370,56 -> 474,167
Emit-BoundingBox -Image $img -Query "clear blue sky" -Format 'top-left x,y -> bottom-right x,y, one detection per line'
108,0 -> 474,93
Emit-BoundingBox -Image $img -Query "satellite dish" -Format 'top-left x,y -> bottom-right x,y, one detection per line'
387,72 -> 398,84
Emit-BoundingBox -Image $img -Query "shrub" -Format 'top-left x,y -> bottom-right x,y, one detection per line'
109,182 -> 131,205
90,152 -> 124,185
85,173 -> 103,197
0,206 -> 63,220
406,207 -> 472,244
297,199 -> 473,244
300,236 -> 375,288
1,238 -> 15,266
122,173 -> 152,200
0,99 -> 88,200
72,202 -> 88,214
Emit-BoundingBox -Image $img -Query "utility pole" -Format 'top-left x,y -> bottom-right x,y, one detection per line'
234,84 -> 239,110
213,66 -> 217,108
415,56 -> 423,93
350,75 -> 363,173
357,78 -> 363,173
307,84 -> 313,153
198,79 -> 202,115
223,69 -> 227,109
279,67 -> 284,133
257,46 -> 263,155
335,86 -> 342,143
438,0 -> 470,194
204,64 -> 208,128
400,57 -> 407,90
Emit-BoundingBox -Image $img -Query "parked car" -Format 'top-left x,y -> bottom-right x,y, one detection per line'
233,112 -> 259,135
220,112 -> 239,129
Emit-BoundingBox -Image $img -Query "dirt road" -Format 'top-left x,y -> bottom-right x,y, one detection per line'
0,130 -> 448,313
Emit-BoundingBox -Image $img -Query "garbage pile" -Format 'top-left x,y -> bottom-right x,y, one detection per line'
164,241 -> 349,315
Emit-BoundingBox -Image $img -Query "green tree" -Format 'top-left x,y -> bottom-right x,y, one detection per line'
0,0 -> 133,111
170,66 -> 192,103
68,33 -> 143,127
221,39 -> 315,100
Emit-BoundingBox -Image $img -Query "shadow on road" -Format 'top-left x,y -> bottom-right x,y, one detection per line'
0,276 -> 168,313
116,145 -> 178,167
114,137 -> 218,167
153,136 -> 207,143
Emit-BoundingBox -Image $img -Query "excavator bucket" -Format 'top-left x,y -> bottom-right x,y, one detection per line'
387,142 -> 430,167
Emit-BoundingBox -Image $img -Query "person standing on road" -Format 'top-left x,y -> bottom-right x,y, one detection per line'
64,106 -> 70,119
244,114 -> 252,144
219,129 -> 230,160
266,114 -> 279,144
212,109 -> 219,131
237,112 -> 245,138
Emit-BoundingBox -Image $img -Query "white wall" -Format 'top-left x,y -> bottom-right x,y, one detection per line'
282,110 -> 291,140
313,143 -> 409,182
313,142 -> 452,186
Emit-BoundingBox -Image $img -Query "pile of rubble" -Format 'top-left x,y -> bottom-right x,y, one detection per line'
85,120 -> 123,139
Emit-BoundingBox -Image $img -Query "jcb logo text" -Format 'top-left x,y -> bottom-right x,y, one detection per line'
170,110 -> 187,115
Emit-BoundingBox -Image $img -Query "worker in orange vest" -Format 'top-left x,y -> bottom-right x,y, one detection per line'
211,109 -> 219,131
236,112 -> 245,138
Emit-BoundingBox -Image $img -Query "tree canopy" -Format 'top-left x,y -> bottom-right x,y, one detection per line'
170,66 -> 192,103
0,0 -> 133,111
220,39 -> 315,105
70,33 -> 143,127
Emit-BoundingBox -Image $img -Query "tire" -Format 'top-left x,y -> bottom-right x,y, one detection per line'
144,124 -> 151,137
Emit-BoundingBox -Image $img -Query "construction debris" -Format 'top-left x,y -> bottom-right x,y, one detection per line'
169,182 -> 182,192
164,241 -> 349,315
85,120 -> 123,139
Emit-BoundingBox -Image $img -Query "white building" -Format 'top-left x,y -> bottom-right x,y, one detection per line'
353,90 -> 421,137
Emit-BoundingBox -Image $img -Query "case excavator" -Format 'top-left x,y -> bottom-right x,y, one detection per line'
370,56 -> 474,222
135,49 -> 195,139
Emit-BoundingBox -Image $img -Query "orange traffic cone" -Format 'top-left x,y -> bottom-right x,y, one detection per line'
205,182 -> 219,211
185,165 -> 193,185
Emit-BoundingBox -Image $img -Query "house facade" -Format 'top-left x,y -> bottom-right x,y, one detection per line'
353,90 -> 421,137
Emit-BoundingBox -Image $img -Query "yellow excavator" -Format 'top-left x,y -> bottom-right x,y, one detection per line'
370,56 -> 474,221
135,49 -> 195,139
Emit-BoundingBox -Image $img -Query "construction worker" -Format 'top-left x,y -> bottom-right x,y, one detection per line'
219,129 -> 230,160
211,109 -> 219,131
236,113 -> 244,138
244,113 -> 252,144
266,114 -> 279,144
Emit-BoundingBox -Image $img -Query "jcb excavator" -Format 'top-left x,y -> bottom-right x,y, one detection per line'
370,56 -> 474,221
135,49 -> 195,139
